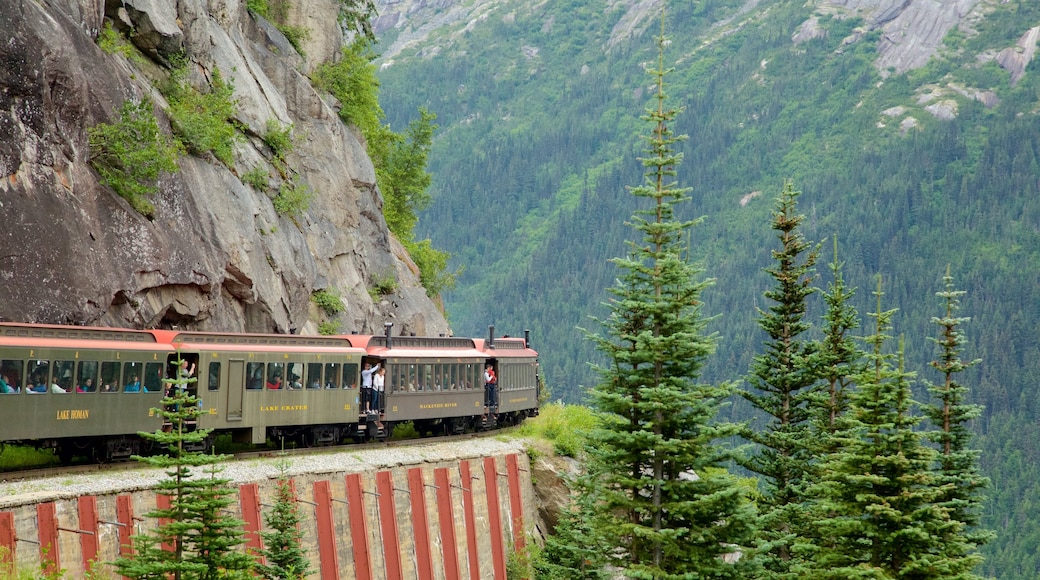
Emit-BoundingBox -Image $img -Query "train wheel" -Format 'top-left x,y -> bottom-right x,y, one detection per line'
91,444 -> 110,464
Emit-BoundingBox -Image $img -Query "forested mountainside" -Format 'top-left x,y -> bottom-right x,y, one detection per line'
373,0 -> 1040,576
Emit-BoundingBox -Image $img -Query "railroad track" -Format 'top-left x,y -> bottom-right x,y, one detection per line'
0,430 -> 493,483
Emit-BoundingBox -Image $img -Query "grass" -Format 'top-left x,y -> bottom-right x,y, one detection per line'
0,445 -> 60,470
515,402 -> 598,458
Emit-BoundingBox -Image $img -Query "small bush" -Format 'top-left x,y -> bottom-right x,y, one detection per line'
164,66 -> 240,166
317,320 -> 340,335
311,288 -> 345,316
279,25 -> 311,56
273,177 -> 312,217
97,20 -> 136,61
241,166 -> 269,190
390,421 -> 419,440
88,98 -> 182,218
263,119 -> 294,162
368,271 -> 398,299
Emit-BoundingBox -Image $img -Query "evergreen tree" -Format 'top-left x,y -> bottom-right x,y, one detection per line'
115,357 -> 254,580
580,13 -> 757,578
533,472 -> 610,580
739,180 -> 819,578
921,266 -> 993,578
811,238 -> 863,438
791,238 -> 864,571
256,462 -> 314,580
806,279 -> 952,579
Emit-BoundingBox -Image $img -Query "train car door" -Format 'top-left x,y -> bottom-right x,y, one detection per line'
226,359 -> 244,421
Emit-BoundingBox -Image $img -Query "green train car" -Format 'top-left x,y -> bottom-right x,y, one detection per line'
0,322 -> 539,462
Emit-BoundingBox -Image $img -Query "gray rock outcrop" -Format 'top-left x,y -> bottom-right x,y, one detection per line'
996,26 -> 1040,86
0,0 -> 450,337
820,0 -> 981,75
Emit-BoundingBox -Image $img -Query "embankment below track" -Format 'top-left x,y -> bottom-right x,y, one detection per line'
0,437 -> 560,578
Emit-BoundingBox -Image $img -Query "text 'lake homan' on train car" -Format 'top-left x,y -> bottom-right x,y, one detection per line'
0,322 -> 175,461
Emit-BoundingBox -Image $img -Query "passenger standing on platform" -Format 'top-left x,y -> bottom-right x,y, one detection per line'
484,364 -> 497,409
360,362 -> 380,414
372,367 -> 386,414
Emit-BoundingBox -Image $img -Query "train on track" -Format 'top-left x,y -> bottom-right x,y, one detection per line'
0,321 -> 539,463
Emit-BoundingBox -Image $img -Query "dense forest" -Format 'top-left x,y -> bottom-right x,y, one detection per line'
375,0 -> 1040,576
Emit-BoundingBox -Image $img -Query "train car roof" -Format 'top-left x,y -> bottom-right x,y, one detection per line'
169,331 -> 366,354
474,337 -> 538,358
0,322 -> 176,350
344,334 -> 487,359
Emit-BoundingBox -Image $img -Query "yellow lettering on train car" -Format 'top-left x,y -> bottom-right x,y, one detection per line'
208,408 -> 217,415
56,410 -> 69,420
508,397 -> 529,404
56,410 -> 89,420
419,402 -> 459,409
343,404 -> 353,411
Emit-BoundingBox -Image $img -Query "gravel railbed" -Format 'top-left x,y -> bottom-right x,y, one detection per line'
0,436 -> 527,508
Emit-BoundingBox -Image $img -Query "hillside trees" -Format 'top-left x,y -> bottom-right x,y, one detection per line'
738,180 -> 820,578
578,17 -> 758,578
115,358 -> 254,580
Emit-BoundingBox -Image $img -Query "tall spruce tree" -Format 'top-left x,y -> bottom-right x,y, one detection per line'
806,279 -> 952,579
739,180 -> 819,578
921,267 -> 993,578
581,12 -> 757,579
115,357 -> 254,580
533,472 -> 610,580
811,238 -> 863,438
790,238 -> 864,571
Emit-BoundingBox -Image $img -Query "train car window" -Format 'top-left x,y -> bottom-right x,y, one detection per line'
342,363 -> 358,389
246,362 -> 264,390
76,360 -> 99,393
28,360 -> 49,393
306,363 -> 322,389
122,362 -> 143,393
266,363 -> 285,389
143,363 -> 164,392
99,361 -> 120,393
388,365 -> 401,393
412,364 -> 422,391
208,362 -> 221,392
323,363 -> 341,389
51,360 -> 74,394
285,362 -> 304,390
447,364 -> 458,391
0,359 -> 23,393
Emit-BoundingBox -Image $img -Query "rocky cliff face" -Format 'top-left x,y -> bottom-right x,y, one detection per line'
0,0 -> 449,337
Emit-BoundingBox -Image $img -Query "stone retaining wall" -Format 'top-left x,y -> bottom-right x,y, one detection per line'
0,439 -> 534,579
